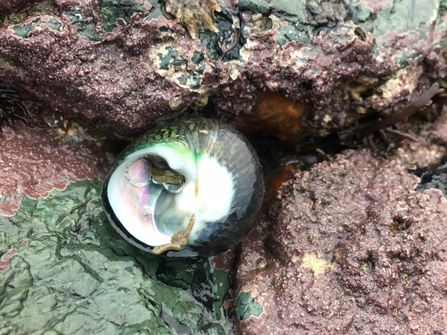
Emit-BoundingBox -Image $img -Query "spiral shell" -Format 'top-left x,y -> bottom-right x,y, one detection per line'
101,118 -> 264,256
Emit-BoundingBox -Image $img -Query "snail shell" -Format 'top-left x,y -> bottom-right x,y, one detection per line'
101,118 -> 264,256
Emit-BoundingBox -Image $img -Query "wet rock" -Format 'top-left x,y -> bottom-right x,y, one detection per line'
0,101 -> 108,216
0,95 -> 235,335
0,1 -> 446,333
235,149 -> 447,334
0,1 -> 445,135
412,156 -> 447,196
235,90 -> 309,142
0,11 -> 205,134
0,179 -> 233,334
0,0 -> 45,14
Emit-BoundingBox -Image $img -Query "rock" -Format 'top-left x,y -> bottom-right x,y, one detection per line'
1,1 -> 447,334
236,149 -> 447,334
0,99 -> 108,216
0,97 -> 235,335
0,0 -> 445,136
0,0 -> 45,14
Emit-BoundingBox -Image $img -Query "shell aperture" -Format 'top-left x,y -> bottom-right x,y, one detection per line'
101,118 -> 264,256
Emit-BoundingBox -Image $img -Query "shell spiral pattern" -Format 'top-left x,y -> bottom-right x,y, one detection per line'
101,118 -> 264,257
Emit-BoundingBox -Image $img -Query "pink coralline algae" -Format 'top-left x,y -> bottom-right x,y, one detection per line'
0,0 -> 445,136
236,149 -> 447,334
0,111 -> 107,216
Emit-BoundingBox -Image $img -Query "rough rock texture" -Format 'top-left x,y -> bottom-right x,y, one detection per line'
0,101 -> 108,216
1,1 -> 447,334
414,155 -> 447,196
392,98 -> 447,168
0,180 -> 233,334
235,148 -> 447,334
0,0 -> 446,136
0,0 -> 45,13
0,12 -> 206,134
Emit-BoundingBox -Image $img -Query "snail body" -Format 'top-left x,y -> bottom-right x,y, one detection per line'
101,118 -> 264,256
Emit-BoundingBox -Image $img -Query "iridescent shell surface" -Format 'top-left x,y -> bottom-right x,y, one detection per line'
101,118 -> 264,257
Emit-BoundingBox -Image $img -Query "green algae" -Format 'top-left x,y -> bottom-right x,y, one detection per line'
238,0 -> 306,23
367,0 -> 440,37
0,179 -> 232,335
359,0 -> 441,68
235,291 -> 263,321
67,9 -> 104,42
157,47 -> 207,90
0,1 -> 54,29
68,0 -> 159,41
275,24 -> 312,46
12,17 -> 62,38
98,0 -> 153,32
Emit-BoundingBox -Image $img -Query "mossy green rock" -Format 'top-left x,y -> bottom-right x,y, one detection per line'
0,180 -> 232,335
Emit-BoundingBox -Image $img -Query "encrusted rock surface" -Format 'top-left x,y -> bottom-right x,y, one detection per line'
0,0 -> 44,13
236,147 -> 447,334
1,1 -> 447,334
0,0 -> 446,136
0,103 -> 108,216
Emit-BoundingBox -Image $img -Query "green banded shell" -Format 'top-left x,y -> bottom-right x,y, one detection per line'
101,118 -> 264,256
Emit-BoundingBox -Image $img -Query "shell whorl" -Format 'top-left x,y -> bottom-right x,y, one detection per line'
102,118 -> 264,256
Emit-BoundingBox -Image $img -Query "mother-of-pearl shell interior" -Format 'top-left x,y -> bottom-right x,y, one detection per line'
106,142 -> 235,247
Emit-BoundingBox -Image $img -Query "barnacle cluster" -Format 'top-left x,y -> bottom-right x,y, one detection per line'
163,0 -> 221,39
0,87 -> 33,132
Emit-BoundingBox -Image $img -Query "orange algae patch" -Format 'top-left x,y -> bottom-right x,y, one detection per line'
264,164 -> 294,205
235,90 -> 309,142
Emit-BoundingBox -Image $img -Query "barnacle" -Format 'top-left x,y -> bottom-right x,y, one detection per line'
0,87 -> 33,132
163,0 -> 221,39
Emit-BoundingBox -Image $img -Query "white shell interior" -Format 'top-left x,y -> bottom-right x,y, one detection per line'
107,142 -> 235,247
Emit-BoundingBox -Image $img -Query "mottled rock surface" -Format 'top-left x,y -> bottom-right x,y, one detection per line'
0,180 -> 233,334
236,148 -> 447,334
0,0 -> 44,14
0,101 -> 108,216
0,0 -> 446,136
1,1 -> 447,334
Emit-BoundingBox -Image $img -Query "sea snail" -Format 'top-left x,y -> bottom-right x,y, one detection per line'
101,118 -> 264,257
